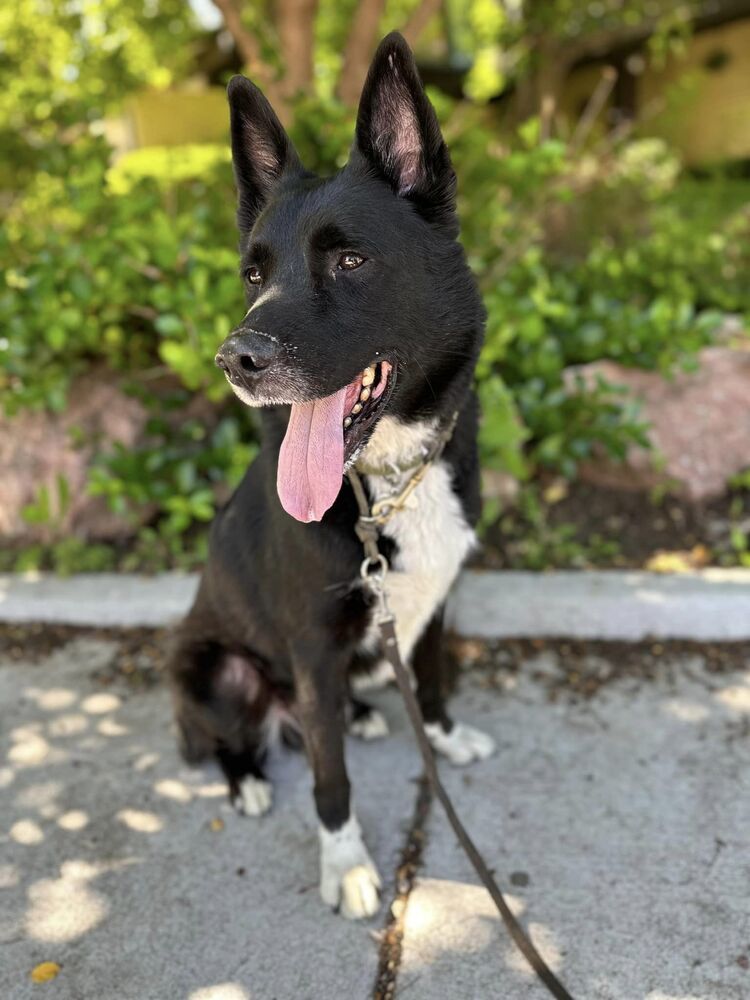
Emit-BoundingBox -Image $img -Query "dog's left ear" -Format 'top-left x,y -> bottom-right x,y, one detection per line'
227,76 -> 303,233
354,32 -> 457,235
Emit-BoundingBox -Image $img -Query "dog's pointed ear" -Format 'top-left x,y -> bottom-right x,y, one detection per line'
354,32 -> 457,234
227,76 -> 302,232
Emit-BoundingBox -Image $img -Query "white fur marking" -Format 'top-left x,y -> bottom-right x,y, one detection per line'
233,775 -> 273,816
246,287 -> 282,314
359,418 -> 476,664
350,658 -> 396,693
349,709 -> 389,741
424,721 -> 496,767
319,813 -> 381,919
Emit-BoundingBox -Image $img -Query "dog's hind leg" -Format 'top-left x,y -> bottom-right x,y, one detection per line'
169,639 -> 276,816
347,697 -> 389,741
291,642 -> 381,920
413,606 -> 497,767
217,745 -> 273,817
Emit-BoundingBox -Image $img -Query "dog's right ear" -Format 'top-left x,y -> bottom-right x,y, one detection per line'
227,76 -> 302,233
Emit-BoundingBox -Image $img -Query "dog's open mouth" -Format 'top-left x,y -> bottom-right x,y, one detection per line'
277,360 -> 395,523
342,360 -> 394,464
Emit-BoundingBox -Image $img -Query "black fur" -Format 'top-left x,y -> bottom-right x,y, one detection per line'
169,32 -> 485,877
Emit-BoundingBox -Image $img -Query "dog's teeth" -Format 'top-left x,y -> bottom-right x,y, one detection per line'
351,403 -> 363,415
359,387 -> 371,402
361,367 -> 375,387
343,416 -> 352,429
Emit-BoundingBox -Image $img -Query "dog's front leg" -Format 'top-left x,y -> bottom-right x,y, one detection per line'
414,606 -> 497,767
291,647 -> 382,919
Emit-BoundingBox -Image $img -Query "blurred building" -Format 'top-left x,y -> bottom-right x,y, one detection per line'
106,13 -> 750,168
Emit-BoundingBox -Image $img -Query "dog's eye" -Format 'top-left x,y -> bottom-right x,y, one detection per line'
245,265 -> 262,285
337,252 -> 365,271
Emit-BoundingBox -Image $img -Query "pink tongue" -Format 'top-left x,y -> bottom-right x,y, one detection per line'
277,387 -> 350,522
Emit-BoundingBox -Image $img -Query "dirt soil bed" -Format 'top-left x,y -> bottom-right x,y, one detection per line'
3,621 -> 748,703
482,479 -> 750,570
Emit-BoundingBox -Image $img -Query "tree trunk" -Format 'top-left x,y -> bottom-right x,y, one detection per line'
402,0 -> 443,46
211,0 -> 282,106
337,0 -> 387,106
275,0 -> 319,99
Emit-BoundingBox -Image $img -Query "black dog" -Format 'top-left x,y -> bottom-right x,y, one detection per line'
169,31 -> 495,920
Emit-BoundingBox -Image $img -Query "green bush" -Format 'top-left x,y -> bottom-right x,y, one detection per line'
2,93 -> 749,568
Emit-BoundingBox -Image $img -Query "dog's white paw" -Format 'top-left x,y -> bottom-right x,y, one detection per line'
424,721 -> 496,767
351,659 -> 396,692
233,775 -> 273,817
349,708 -> 390,741
319,814 -> 382,919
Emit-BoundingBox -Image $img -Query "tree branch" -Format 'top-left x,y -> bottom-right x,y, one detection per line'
212,0 -> 284,108
275,0 -> 319,98
401,0 -> 442,47
337,0 -> 387,106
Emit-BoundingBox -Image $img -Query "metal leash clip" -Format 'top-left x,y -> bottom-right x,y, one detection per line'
359,553 -> 393,623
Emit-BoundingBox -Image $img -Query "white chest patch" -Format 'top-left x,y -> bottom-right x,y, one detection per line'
359,417 -> 476,662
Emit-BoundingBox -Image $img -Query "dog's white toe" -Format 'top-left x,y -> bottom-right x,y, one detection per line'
349,709 -> 390,741
233,775 -> 273,817
319,814 -> 382,919
340,864 -> 382,919
424,721 -> 496,766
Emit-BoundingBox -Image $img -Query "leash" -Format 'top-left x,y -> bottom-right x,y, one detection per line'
347,418 -> 576,1000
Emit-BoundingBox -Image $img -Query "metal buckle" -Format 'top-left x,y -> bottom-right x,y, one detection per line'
359,553 -> 388,585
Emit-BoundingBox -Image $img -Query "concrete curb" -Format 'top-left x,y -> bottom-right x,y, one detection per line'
448,568 -> 750,641
1,568 -> 750,640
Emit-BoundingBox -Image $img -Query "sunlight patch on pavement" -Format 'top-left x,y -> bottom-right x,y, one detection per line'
504,921 -> 564,978
715,682 -> 750,714
189,984 -> 251,1000
57,810 -> 89,831
132,752 -> 160,771
10,819 -> 44,845
662,699 -> 710,723
97,718 -> 129,736
15,780 -> 63,810
154,778 -> 192,802
81,693 -> 122,714
24,687 -> 77,711
403,879 -> 527,962
25,860 -> 109,943
0,863 -> 19,888
116,808 -> 164,833
47,713 -> 88,737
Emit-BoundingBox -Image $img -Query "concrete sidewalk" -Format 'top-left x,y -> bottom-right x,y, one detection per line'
1,633 -> 749,999
3,568 -> 750,639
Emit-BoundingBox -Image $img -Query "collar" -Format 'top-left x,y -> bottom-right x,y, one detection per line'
346,411 -> 459,559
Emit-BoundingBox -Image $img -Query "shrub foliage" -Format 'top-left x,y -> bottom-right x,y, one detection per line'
2,88 -> 749,567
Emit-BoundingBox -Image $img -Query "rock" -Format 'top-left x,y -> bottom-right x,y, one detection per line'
564,345 -> 750,501
481,469 -> 520,506
0,371 -> 221,542
0,371 -> 148,541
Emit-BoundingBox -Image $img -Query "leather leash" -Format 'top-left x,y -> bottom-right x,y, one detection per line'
347,419 -> 576,1000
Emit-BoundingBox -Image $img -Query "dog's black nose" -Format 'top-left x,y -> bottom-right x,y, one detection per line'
215,330 -> 280,379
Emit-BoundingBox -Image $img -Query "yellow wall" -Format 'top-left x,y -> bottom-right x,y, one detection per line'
126,87 -> 230,149
641,20 -> 750,165
563,19 -> 750,165
117,21 -> 750,166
